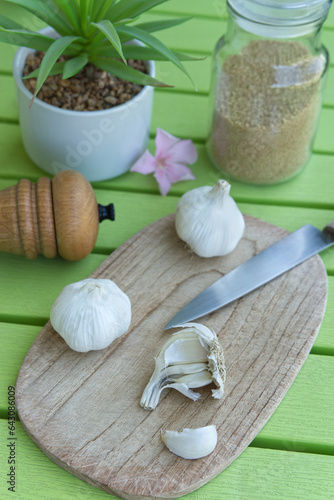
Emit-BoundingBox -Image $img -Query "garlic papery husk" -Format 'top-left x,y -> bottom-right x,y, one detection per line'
140,323 -> 226,410
161,426 -> 218,459
50,278 -> 131,353
175,179 -> 245,258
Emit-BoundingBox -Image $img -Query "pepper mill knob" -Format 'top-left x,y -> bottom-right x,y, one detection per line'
0,170 -> 114,261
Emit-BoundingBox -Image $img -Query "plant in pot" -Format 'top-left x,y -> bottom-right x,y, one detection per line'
0,0 -> 194,181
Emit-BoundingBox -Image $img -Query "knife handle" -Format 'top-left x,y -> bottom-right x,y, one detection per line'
323,220 -> 334,239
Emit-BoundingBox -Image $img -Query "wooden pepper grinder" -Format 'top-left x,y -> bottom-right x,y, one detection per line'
0,170 -> 114,261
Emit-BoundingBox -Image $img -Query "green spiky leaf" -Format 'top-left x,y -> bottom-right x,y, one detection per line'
0,14 -> 27,30
94,0 -> 117,22
116,25 -> 194,85
90,20 -> 126,63
50,0 -> 81,33
0,27 -> 55,51
96,44 -> 204,62
22,61 -> 65,79
32,35 -> 80,104
3,0 -> 74,35
91,0 -> 108,21
91,56 -> 172,87
79,0 -> 92,22
134,17 -> 190,34
63,53 -> 89,78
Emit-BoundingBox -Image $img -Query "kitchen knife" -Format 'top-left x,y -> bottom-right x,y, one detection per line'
164,221 -> 334,330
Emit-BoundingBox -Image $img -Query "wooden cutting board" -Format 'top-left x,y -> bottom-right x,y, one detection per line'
16,214 -> 328,500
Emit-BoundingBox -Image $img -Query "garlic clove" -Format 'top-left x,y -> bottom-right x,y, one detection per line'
174,369 -> 213,388
161,426 -> 218,459
50,278 -> 131,352
164,333 -> 209,365
175,179 -> 245,258
140,323 -> 226,410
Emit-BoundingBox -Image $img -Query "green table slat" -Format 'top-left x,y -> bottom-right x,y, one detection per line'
0,123 -> 44,180
153,0 -> 227,18
155,57 -> 211,94
324,5 -> 334,30
0,75 -> 17,122
253,354 -> 334,454
315,277 -> 334,354
0,44 -> 16,75
313,107 -> 334,153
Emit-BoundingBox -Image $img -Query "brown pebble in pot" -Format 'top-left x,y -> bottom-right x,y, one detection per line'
22,51 -> 148,111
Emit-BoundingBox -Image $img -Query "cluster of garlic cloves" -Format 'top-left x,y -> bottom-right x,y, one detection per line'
161,425 -> 218,459
50,278 -> 131,352
175,179 -> 245,258
140,323 -> 226,410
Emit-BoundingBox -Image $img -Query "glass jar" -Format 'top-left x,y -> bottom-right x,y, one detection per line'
206,0 -> 332,185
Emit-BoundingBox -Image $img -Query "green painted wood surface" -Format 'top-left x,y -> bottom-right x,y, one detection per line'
0,0 -> 334,498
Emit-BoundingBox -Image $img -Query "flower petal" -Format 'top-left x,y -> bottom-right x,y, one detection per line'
167,139 -> 198,166
155,128 -> 198,166
130,150 -> 157,174
155,128 -> 179,158
154,169 -> 172,196
165,162 -> 196,183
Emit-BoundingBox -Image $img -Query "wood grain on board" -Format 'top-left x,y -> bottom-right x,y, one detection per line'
15,214 -> 328,500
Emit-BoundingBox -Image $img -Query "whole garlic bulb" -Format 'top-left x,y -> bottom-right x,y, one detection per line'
50,278 -> 131,352
175,180 -> 245,258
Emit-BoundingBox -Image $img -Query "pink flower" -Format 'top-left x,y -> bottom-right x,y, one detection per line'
130,128 -> 197,195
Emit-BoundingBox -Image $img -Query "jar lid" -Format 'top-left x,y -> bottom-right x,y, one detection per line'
228,0 -> 332,36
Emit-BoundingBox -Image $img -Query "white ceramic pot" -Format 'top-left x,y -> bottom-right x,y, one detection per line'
13,28 -> 155,181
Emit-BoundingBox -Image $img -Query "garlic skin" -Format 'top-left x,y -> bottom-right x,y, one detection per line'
140,323 -> 226,410
161,426 -> 218,459
50,278 -> 131,352
175,179 -> 245,258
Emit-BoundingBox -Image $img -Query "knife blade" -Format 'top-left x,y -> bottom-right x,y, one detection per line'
164,222 -> 334,330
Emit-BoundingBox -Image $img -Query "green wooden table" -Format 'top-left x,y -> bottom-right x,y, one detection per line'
1,1 -> 334,499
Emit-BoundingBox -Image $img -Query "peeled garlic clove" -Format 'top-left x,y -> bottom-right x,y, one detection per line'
140,323 -> 226,410
50,278 -> 131,352
175,179 -> 245,258
161,426 -> 218,459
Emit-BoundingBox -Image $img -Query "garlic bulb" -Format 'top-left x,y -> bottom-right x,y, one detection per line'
50,278 -> 131,352
140,323 -> 226,410
161,426 -> 217,459
175,179 -> 245,258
